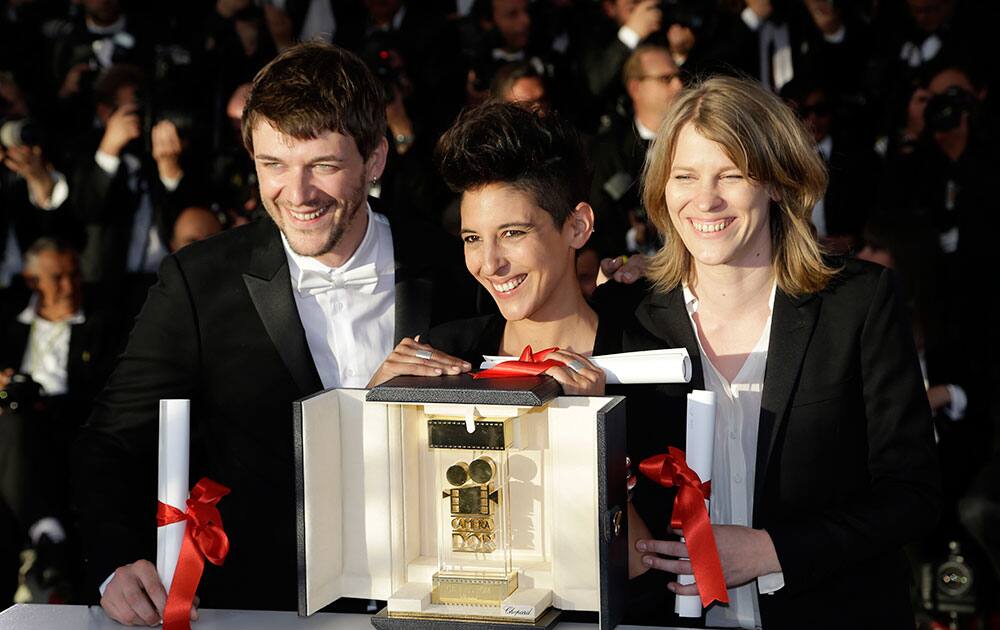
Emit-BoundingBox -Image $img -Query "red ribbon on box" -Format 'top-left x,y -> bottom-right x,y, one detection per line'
639,447 -> 728,608
473,345 -> 565,379
156,477 -> 231,630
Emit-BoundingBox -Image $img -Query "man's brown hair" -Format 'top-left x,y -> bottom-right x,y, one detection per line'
241,42 -> 386,160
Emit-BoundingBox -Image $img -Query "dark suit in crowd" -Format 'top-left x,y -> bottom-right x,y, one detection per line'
69,144 -> 193,286
588,116 -> 651,257
73,206 -> 477,610
0,287 -> 121,602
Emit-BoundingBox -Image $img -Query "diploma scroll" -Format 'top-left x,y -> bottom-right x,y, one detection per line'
157,399 -> 190,595
676,390 -> 717,617
480,348 -> 691,384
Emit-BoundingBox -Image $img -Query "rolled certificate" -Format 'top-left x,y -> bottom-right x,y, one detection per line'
157,399 -> 190,595
480,348 -> 691,384
676,390 -> 717,618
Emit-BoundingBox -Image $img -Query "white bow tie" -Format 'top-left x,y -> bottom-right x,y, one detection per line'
296,262 -> 379,296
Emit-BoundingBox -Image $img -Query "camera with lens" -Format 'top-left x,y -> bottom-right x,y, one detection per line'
660,1 -> 706,31
0,373 -> 43,415
361,34 -> 409,105
920,540 -> 978,615
924,86 -> 977,133
0,117 -> 45,149
132,85 -> 197,155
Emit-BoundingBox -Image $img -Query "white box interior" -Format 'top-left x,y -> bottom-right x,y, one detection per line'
299,390 -> 613,616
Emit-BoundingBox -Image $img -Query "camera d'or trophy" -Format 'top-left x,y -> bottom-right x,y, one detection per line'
430,418 -> 515,607
293,373 -> 635,630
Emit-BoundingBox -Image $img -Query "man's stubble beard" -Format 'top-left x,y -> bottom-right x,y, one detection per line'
269,171 -> 368,259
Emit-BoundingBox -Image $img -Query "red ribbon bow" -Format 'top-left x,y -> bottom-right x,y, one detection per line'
639,447 -> 728,608
156,477 -> 231,630
473,345 -> 565,379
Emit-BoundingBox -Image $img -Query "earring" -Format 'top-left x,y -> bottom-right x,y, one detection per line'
370,177 -> 378,186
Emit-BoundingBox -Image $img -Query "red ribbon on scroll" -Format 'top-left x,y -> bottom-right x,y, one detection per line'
639,447 -> 728,608
156,478 -> 231,630
473,345 -> 565,379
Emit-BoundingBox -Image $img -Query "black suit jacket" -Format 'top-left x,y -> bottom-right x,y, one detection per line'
69,144 -> 194,285
589,117 -> 651,257
601,259 -> 939,629
73,211 -> 476,609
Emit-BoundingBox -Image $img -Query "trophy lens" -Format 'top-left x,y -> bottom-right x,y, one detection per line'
469,457 -> 495,484
446,463 -> 469,486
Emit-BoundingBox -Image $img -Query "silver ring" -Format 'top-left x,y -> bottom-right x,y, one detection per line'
415,349 -> 433,360
565,359 -> 585,373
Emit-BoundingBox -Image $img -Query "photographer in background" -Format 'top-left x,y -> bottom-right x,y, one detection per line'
0,238 -> 123,604
589,44 -> 682,257
47,0 -> 152,138
68,64 -> 199,315
880,61 -> 995,300
579,0 -> 664,120
0,71 -> 74,291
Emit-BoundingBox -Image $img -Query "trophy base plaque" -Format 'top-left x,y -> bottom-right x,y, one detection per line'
431,571 -> 518,606
372,606 -> 563,630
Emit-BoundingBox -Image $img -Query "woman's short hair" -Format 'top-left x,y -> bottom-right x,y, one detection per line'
435,102 -> 589,226
641,75 -> 836,295
241,42 -> 386,161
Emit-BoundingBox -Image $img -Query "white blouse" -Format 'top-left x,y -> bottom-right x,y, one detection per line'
683,284 -> 784,630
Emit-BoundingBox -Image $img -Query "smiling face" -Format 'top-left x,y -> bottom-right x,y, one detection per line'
461,183 -> 589,322
665,124 -> 773,271
253,120 -> 386,266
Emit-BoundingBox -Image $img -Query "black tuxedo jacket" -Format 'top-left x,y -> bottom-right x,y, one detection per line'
73,211 -> 476,609
598,259 -> 939,629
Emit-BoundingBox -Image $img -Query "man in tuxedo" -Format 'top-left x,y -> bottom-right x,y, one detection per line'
0,238 -> 122,603
74,42 -> 475,625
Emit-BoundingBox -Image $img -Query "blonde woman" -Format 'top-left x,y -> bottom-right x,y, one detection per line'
621,76 -> 939,628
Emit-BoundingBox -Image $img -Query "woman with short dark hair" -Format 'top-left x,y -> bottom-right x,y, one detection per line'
367,102 -> 608,394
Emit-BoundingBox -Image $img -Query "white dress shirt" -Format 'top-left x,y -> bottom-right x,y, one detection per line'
683,284 -> 783,630
283,207 -> 395,389
17,295 -> 86,396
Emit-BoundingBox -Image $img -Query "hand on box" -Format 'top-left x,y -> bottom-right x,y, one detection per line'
367,336 -> 472,388
101,559 -> 199,626
542,350 -> 606,395
635,524 -> 781,592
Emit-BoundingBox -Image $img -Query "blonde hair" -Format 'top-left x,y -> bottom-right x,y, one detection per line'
641,75 -> 837,296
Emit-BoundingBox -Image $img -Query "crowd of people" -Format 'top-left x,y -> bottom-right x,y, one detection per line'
0,0 -> 998,626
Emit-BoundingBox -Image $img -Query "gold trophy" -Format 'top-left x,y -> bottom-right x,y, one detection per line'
429,419 -> 517,607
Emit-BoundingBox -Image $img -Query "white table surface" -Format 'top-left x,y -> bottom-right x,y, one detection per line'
0,604 -> 688,629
